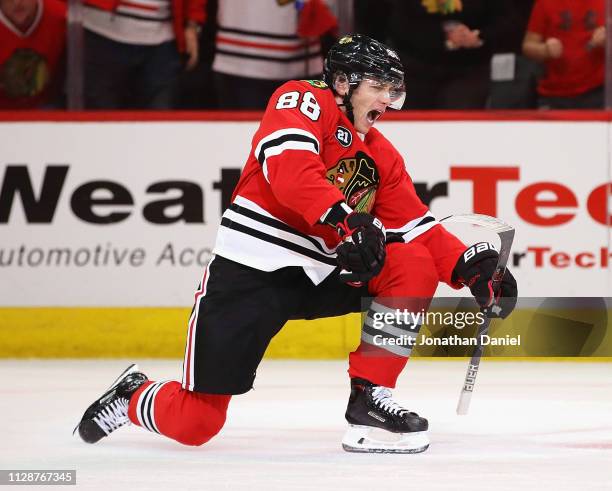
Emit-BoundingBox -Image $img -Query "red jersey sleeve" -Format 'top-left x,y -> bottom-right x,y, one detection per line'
526,0 -> 549,36
413,226 -> 466,287
370,141 -> 429,232
369,132 -> 466,286
252,80 -> 345,225
185,0 -> 206,23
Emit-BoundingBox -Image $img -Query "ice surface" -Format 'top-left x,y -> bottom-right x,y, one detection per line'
1,360 -> 611,490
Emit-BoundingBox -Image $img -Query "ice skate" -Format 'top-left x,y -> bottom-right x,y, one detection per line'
342,378 -> 429,454
74,364 -> 148,444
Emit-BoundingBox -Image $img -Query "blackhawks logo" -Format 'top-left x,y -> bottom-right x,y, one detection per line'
326,152 -> 379,213
1,48 -> 49,99
421,0 -> 462,14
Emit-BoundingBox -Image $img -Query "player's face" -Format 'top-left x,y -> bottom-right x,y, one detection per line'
349,79 -> 394,134
0,0 -> 38,28
334,74 -> 405,134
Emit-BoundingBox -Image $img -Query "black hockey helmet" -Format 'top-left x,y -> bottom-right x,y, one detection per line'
324,34 -> 406,111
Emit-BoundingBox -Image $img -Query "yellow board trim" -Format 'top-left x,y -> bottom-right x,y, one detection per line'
0,308 -> 360,358
1,308 -> 611,360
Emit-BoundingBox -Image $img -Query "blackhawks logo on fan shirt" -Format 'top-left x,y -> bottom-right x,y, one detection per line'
1,48 -> 49,98
326,151 -> 379,213
421,0 -> 462,14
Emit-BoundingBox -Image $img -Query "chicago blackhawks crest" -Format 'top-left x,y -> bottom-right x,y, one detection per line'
1,48 -> 49,99
326,151 -> 379,213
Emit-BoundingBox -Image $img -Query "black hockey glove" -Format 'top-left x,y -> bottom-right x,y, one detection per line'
452,242 -> 518,319
321,202 -> 386,284
335,212 -> 386,284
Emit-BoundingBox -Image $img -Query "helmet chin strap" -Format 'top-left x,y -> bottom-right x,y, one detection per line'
333,74 -> 356,124
342,92 -> 355,125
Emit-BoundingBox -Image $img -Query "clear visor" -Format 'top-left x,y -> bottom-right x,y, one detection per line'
359,74 -> 406,110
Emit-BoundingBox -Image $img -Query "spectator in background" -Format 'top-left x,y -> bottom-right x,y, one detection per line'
212,0 -> 337,110
380,0 -> 515,110
523,0 -> 605,109
176,0 -> 217,109
487,0 -> 539,109
0,0 -> 66,109
82,0 -> 205,109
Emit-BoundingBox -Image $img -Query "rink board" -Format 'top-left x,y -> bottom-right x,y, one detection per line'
1,112 -> 611,357
2,306 -> 611,358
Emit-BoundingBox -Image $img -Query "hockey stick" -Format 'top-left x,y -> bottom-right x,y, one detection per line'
441,214 -> 515,415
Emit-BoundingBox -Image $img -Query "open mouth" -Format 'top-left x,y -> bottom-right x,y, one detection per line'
367,110 -> 383,124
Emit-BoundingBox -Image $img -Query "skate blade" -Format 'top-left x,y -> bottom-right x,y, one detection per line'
342,425 -> 430,454
72,364 -> 139,436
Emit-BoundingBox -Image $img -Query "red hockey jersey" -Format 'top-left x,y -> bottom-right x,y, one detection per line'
0,0 -> 66,109
214,79 -> 465,285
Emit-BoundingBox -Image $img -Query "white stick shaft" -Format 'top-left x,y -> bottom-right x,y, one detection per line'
456,390 -> 473,415
441,213 -> 515,415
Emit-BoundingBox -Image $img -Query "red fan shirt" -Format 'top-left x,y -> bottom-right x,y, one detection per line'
0,0 -> 66,109
527,0 -> 605,97
214,79 -> 465,285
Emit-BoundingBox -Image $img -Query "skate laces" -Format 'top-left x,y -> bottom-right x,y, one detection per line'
92,398 -> 130,435
371,386 -> 408,416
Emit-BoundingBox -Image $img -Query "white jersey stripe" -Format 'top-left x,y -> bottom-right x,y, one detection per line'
386,212 -> 439,243
386,211 -> 437,235
215,197 -> 440,285
400,220 -> 438,243
148,381 -> 168,434
261,140 -> 319,182
135,383 -> 157,432
181,268 -> 207,387
115,6 -> 170,20
82,5 -> 174,45
215,42 -> 320,59
255,128 -> 319,160
142,383 -> 159,433
213,0 -> 327,79
213,55 -> 323,80
214,226 -> 336,285
232,196 -> 337,254
254,128 -> 320,183
216,30 -> 320,49
223,208 -> 336,257
182,256 -> 215,391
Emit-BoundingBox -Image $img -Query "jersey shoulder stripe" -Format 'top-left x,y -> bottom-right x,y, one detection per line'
255,127 -> 320,165
254,127 -> 320,182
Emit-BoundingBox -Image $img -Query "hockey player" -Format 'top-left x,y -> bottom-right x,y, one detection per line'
75,34 -> 517,453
